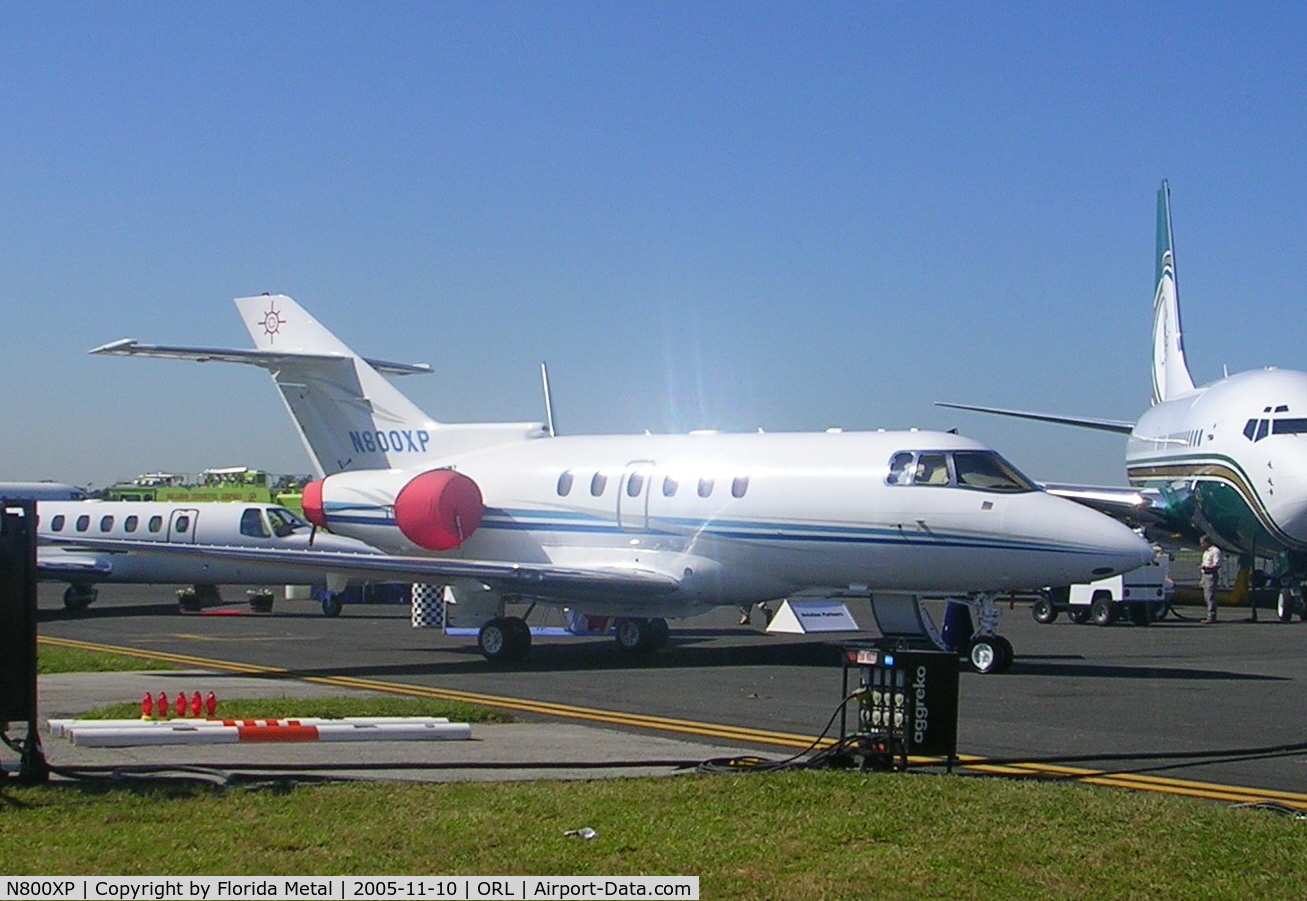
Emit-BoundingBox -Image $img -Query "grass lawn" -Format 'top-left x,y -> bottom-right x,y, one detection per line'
11,640 -> 1304,898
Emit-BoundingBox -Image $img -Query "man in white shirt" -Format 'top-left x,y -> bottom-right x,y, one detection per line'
1200,536 -> 1221,623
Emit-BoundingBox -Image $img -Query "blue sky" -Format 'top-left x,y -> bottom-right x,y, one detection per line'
3,3 -> 1306,488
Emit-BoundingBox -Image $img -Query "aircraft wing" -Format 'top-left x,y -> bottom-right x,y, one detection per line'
37,548 -> 117,579
41,537 -> 681,603
88,339 -> 431,377
936,401 -> 1135,435
1039,483 -> 1170,526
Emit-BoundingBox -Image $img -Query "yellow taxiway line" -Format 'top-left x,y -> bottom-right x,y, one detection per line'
41,635 -> 1307,808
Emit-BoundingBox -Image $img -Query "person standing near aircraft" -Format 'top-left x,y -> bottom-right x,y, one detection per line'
1200,536 -> 1222,624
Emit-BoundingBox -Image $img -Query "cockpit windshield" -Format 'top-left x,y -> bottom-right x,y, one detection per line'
886,450 -> 1036,493
268,507 -> 308,537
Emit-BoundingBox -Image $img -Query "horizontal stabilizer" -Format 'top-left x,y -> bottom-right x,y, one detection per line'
88,339 -> 432,377
936,401 -> 1135,435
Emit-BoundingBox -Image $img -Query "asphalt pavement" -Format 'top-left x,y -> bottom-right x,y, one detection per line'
25,583 -> 1307,799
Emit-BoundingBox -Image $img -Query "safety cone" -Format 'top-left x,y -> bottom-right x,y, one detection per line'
190,691 -> 202,717
140,692 -> 153,720
205,692 -> 217,716
174,692 -> 186,718
156,692 -> 169,720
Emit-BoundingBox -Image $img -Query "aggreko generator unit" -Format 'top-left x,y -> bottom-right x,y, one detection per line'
838,642 -> 959,772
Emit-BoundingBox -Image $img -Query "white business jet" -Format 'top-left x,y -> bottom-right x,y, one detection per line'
39,500 -> 379,613
941,180 -> 1307,621
87,294 -> 1151,669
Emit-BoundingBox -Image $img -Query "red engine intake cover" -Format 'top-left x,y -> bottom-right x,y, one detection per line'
393,469 -> 484,551
301,479 -> 327,528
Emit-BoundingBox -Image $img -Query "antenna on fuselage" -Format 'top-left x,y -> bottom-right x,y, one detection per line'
540,362 -> 557,437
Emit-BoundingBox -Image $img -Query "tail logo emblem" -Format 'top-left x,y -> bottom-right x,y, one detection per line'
260,300 -> 286,344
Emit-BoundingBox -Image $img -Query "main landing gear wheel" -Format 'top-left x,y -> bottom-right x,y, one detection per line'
966,635 -> 1013,674
478,616 -> 531,661
614,617 -> 669,653
1030,597 -> 1058,624
62,585 -> 98,612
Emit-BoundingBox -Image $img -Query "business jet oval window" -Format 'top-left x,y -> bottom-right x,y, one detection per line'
76,515 -> 90,532
953,451 -> 1037,493
698,478 -> 715,498
51,514 -> 66,532
174,515 -> 191,533
590,472 -> 608,496
556,471 -> 574,496
148,515 -> 163,533
662,476 -> 679,497
626,473 -> 645,497
100,516 -> 114,532
732,476 -> 750,498
124,516 -> 138,533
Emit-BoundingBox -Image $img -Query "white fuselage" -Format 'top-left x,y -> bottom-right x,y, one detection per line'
311,429 -> 1153,617
1127,367 -> 1307,556
39,500 -> 378,586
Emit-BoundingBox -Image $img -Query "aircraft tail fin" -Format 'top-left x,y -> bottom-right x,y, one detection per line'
1151,180 -> 1196,404
92,295 -> 547,476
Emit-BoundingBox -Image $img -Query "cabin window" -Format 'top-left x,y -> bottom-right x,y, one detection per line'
51,514 -> 65,532
590,472 -> 608,496
124,516 -> 138,533
99,515 -> 114,532
731,476 -> 750,498
148,515 -> 163,533
556,471 -> 574,496
698,478 -> 714,498
626,473 -> 645,497
241,508 -> 270,538
662,476 -> 679,497
174,515 -> 191,534
76,515 -> 90,532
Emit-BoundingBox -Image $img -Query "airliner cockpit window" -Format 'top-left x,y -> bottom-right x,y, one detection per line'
1272,418 -> 1307,436
954,451 -> 1037,493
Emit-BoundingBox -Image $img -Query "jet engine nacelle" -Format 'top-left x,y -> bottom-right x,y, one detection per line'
393,468 -> 484,550
302,468 -> 484,552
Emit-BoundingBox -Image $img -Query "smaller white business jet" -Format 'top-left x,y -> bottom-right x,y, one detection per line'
87,294 -> 1152,670
39,500 -> 378,613
942,180 -> 1307,620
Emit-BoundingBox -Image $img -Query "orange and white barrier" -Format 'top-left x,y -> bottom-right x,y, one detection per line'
49,716 -> 471,747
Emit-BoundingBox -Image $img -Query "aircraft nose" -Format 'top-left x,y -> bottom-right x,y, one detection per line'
1056,498 -> 1155,577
